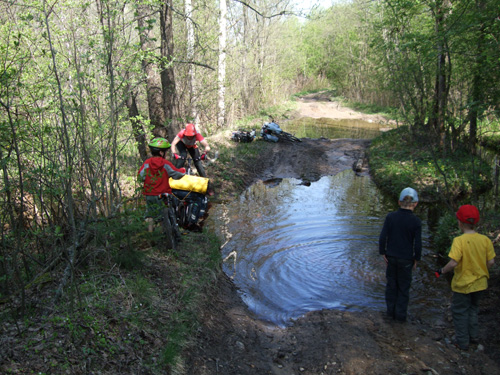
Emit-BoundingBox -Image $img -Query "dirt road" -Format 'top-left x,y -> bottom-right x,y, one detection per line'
186,94 -> 500,375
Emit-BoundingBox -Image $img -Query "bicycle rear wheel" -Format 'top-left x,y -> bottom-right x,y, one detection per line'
162,207 -> 179,250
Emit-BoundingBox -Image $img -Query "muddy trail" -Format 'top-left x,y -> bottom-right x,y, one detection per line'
185,95 -> 500,375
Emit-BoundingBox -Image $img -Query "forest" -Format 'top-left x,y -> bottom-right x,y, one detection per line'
1,0 -> 499,372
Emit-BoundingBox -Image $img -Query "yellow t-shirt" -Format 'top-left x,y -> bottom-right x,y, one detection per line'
449,233 -> 496,294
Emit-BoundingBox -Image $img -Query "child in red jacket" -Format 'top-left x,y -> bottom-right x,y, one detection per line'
138,138 -> 185,231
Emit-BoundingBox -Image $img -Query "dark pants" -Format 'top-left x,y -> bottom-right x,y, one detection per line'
385,256 -> 413,321
452,290 -> 483,349
173,142 -> 206,177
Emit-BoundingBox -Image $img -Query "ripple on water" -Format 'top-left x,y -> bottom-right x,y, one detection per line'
212,170 -> 446,326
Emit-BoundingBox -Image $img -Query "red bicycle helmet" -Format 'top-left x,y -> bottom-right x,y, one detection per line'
185,123 -> 196,137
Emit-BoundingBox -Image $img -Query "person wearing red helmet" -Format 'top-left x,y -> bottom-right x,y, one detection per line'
435,205 -> 496,351
170,123 -> 211,177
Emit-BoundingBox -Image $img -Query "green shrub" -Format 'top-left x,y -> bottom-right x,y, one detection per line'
368,126 -> 493,203
433,212 -> 460,256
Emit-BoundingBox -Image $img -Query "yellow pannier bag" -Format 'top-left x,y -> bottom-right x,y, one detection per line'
169,175 -> 209,194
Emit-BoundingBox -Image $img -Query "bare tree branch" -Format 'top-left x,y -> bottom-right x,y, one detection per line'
232,0 -> 291,19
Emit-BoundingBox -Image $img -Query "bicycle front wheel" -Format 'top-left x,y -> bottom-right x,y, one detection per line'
193,160 -> 206,177
169,206 -> 182,241
278,131 -> 302,142
178,202 -> 189,228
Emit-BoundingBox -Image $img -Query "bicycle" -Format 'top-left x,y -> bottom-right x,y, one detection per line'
170,155 -> 211,229
183,155 -> 196,176
175,152 -> 207,177
261,122 -> 302,143
231,129 -> 256,143
276,131 -> 302,143
157,193 -> 182,250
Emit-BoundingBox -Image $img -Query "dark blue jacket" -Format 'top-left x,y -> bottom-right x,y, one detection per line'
379,208 -> 422,261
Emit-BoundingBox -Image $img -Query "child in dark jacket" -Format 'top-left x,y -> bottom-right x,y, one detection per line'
138,138 -> 185,232
379,187 -> 422,322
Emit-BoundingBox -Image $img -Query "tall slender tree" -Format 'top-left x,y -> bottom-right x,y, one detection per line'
217,0 -> 228,129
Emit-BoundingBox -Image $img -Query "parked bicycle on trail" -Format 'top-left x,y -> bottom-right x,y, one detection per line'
261,121 -> 301,143
171,123 -> 211,177
137,138 -> 186,233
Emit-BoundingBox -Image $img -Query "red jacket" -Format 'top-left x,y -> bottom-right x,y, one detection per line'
138,157 -> 185,195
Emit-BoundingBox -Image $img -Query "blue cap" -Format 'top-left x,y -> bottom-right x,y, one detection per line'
399,187 -> 418,202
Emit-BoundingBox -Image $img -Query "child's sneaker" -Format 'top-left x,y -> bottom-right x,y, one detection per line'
453,341 -> 469,351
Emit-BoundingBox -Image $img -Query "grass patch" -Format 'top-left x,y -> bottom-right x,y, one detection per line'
368,126 -> 493,204
291,88 -> 337,99
160,231 -> 221,371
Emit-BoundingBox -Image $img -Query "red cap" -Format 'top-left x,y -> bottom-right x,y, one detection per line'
185,123 -> 196,136
456,205 -> 480,225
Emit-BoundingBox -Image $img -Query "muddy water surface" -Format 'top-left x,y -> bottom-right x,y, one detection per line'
210,171 -> 448,327
209,119 -> 448,327
283,117 -> 384,139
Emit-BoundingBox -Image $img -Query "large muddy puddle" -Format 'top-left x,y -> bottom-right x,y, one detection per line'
209,171 -> 448,326
207,118 -> 449,327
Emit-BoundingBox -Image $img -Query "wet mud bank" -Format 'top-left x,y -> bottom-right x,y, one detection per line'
186,100 -> 500,375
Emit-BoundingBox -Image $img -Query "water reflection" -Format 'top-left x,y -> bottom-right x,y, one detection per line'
282,117 -> 384,139
211,170 -> 447,327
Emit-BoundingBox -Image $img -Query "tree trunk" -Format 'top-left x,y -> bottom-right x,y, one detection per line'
240,4 -> 249,110
127,91 -> 149,161
185,0 -> 198,123
428,0 -> 451,149
217,0 -> 227,129
137,4 -> 166,137
160,0 -> 178,141
467,0 -> 487,152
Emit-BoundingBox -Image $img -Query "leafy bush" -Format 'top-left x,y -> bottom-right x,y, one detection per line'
433,212 -> 460,256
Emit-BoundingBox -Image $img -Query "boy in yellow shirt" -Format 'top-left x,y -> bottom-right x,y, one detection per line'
435,205 -> 496,350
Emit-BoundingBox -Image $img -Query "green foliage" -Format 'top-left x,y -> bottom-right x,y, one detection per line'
113,246 -> 146,271
482,135 -> 500,153
258,101 -> 298,122
369,126 -> 493,203
480,120 -> 500,152
370,0 -> 500,143
87,210 -> 147,270
433,212 -> 460,256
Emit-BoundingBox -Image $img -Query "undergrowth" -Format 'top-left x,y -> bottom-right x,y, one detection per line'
0,203 -> 222,374
369,125 -> 499,256
368,126 -> 493,204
